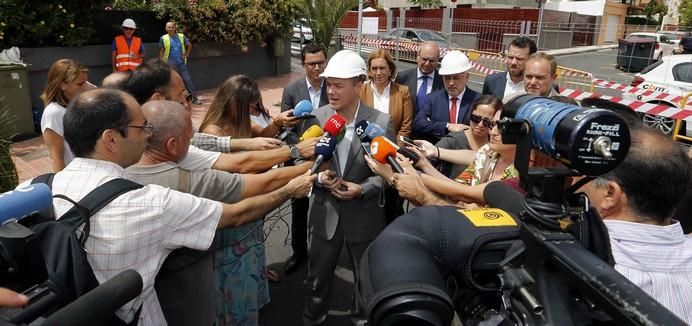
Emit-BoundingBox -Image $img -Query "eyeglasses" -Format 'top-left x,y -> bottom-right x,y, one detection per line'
304,61 -> 326,68
126,122 -> 154,135
183,91 -> 193,103
470,113 -> 496,129
122,27 -> 135,31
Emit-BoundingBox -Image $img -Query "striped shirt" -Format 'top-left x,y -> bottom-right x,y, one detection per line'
51,158 -> 222,325
604,219 -> 692,324
190,132 -> 231,153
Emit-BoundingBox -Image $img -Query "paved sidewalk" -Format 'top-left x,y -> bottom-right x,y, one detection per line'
10,71 -> 303,183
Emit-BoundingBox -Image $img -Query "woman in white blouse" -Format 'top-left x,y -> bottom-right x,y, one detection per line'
40,59 -> 93,171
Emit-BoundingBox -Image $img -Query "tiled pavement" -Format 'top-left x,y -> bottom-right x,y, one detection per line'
11,71 -> 303,183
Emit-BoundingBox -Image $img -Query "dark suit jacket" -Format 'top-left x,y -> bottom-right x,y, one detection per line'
481,71 -> 507,99
306,103 -> 394,242
412,87 -> 479,143
395,68 -> 444,115
359,81 -> 413,140
281,76 -> 329,134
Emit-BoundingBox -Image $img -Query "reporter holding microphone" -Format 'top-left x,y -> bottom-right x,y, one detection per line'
280,44 -> 331,274
301,50 -> 395,325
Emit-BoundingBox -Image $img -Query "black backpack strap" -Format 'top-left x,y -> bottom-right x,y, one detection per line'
59,178 -> 143,245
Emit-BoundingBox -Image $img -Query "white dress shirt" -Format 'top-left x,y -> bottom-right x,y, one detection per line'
369,81 -> 391,114
448,88 -> 466,124
604,219 -> 692,324
306,77 -> 324,111
503,72 -> 525,99
335,103 -> 360,175
50,158 -> 222,326
416,69 -> 435,95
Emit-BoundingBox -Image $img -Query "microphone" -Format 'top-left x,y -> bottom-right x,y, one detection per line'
362,123 -> 385,143
309,135 -> 338,174
483,181 -> 525,216
0,183 -> 53,224
355,120 -> 370,141
300,125 -> 324,141
42,269 -> 143,326
291,100 -> 314,118
370,136 -> 404,174
323,114 -> 347,138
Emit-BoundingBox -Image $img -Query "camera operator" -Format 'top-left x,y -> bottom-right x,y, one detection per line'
574,127 -> 692,324
359,125 -> 692,324
0,288 -> 28,308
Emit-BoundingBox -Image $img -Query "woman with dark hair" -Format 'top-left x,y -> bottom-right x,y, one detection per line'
199,74 -> 294,325
199,74 -> 297,138
432,94 -> 503,177
40,58 -> 95,171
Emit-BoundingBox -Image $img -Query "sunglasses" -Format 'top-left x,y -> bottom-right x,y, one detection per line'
470,113 -> 496,129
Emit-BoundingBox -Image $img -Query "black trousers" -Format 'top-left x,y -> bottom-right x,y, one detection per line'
290,196 -> 309,254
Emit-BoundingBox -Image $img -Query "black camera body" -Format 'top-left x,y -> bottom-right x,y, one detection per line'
359,95 -> 685,326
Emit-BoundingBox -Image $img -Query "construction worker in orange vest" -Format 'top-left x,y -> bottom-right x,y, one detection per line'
112,18 -> 145,72
159,21 -> 201,105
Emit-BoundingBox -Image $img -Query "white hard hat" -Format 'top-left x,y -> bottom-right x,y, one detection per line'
320,50 -> 366,79
438,50 -> 471,75
122,19 -> 137,29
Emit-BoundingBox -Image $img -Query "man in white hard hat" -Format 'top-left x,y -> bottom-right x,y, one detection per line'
302,50 -> 395,326
112,18 -> 145,72
412,50 -> 479,143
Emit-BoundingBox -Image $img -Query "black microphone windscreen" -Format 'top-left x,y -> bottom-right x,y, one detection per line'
43,270 -> 143,326
483,181 -> 524,216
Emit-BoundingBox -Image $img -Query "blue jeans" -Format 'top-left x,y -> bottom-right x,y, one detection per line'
172,61 -> 196,94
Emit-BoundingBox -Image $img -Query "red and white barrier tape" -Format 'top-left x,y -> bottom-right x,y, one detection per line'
559,88 -> 692,121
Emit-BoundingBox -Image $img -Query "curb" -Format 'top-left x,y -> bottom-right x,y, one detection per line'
546,44 -> 618,56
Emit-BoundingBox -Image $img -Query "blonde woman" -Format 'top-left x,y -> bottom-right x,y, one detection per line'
40,59 -> 93,171
359,49 -> 413,144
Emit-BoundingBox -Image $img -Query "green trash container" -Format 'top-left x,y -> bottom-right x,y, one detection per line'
0,65 -> 35,137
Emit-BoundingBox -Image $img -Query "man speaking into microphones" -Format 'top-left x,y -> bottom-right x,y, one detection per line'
300,50 -> 395,325
280,44 -> 330,275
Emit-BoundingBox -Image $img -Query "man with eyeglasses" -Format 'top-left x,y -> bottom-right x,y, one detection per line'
280,43 -> 330,275
112,18 -> 144,72
412,50 -> 479,144
124,100 -> 316,326
482,37 -> 537,100
395,41 -> 445,117
36,88 -> 315,325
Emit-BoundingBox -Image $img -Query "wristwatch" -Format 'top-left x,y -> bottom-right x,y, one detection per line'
289,145 -> 301,159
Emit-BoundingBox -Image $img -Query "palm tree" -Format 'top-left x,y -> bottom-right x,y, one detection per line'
300,0 -> 358,54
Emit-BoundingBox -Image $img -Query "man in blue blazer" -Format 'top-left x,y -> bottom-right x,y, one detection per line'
481,37 -> 536,100
412,50 -> 479,143
394,41 -> 444,116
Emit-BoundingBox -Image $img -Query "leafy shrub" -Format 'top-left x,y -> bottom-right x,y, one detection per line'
0,1 -> 102,48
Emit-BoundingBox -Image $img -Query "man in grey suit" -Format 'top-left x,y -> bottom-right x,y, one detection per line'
481,37 -> 536,100
280,43 -> 330,275
302,50 -> 395,325
395,41 -> 444,116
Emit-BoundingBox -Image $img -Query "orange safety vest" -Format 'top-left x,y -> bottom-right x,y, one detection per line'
114,35 -> 143,71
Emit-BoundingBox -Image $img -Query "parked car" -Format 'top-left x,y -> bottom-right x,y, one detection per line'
624,32 -> 675,61
624,54 -> 692,136
382,28 -> 461,49
292,19 -> 313,43
657,31 -> 685,46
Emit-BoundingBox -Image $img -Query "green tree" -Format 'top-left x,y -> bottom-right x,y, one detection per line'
642,0 -> 668,25
681,0 -> 692,27
407,0 -> 443,8
300,0 -> 358,53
